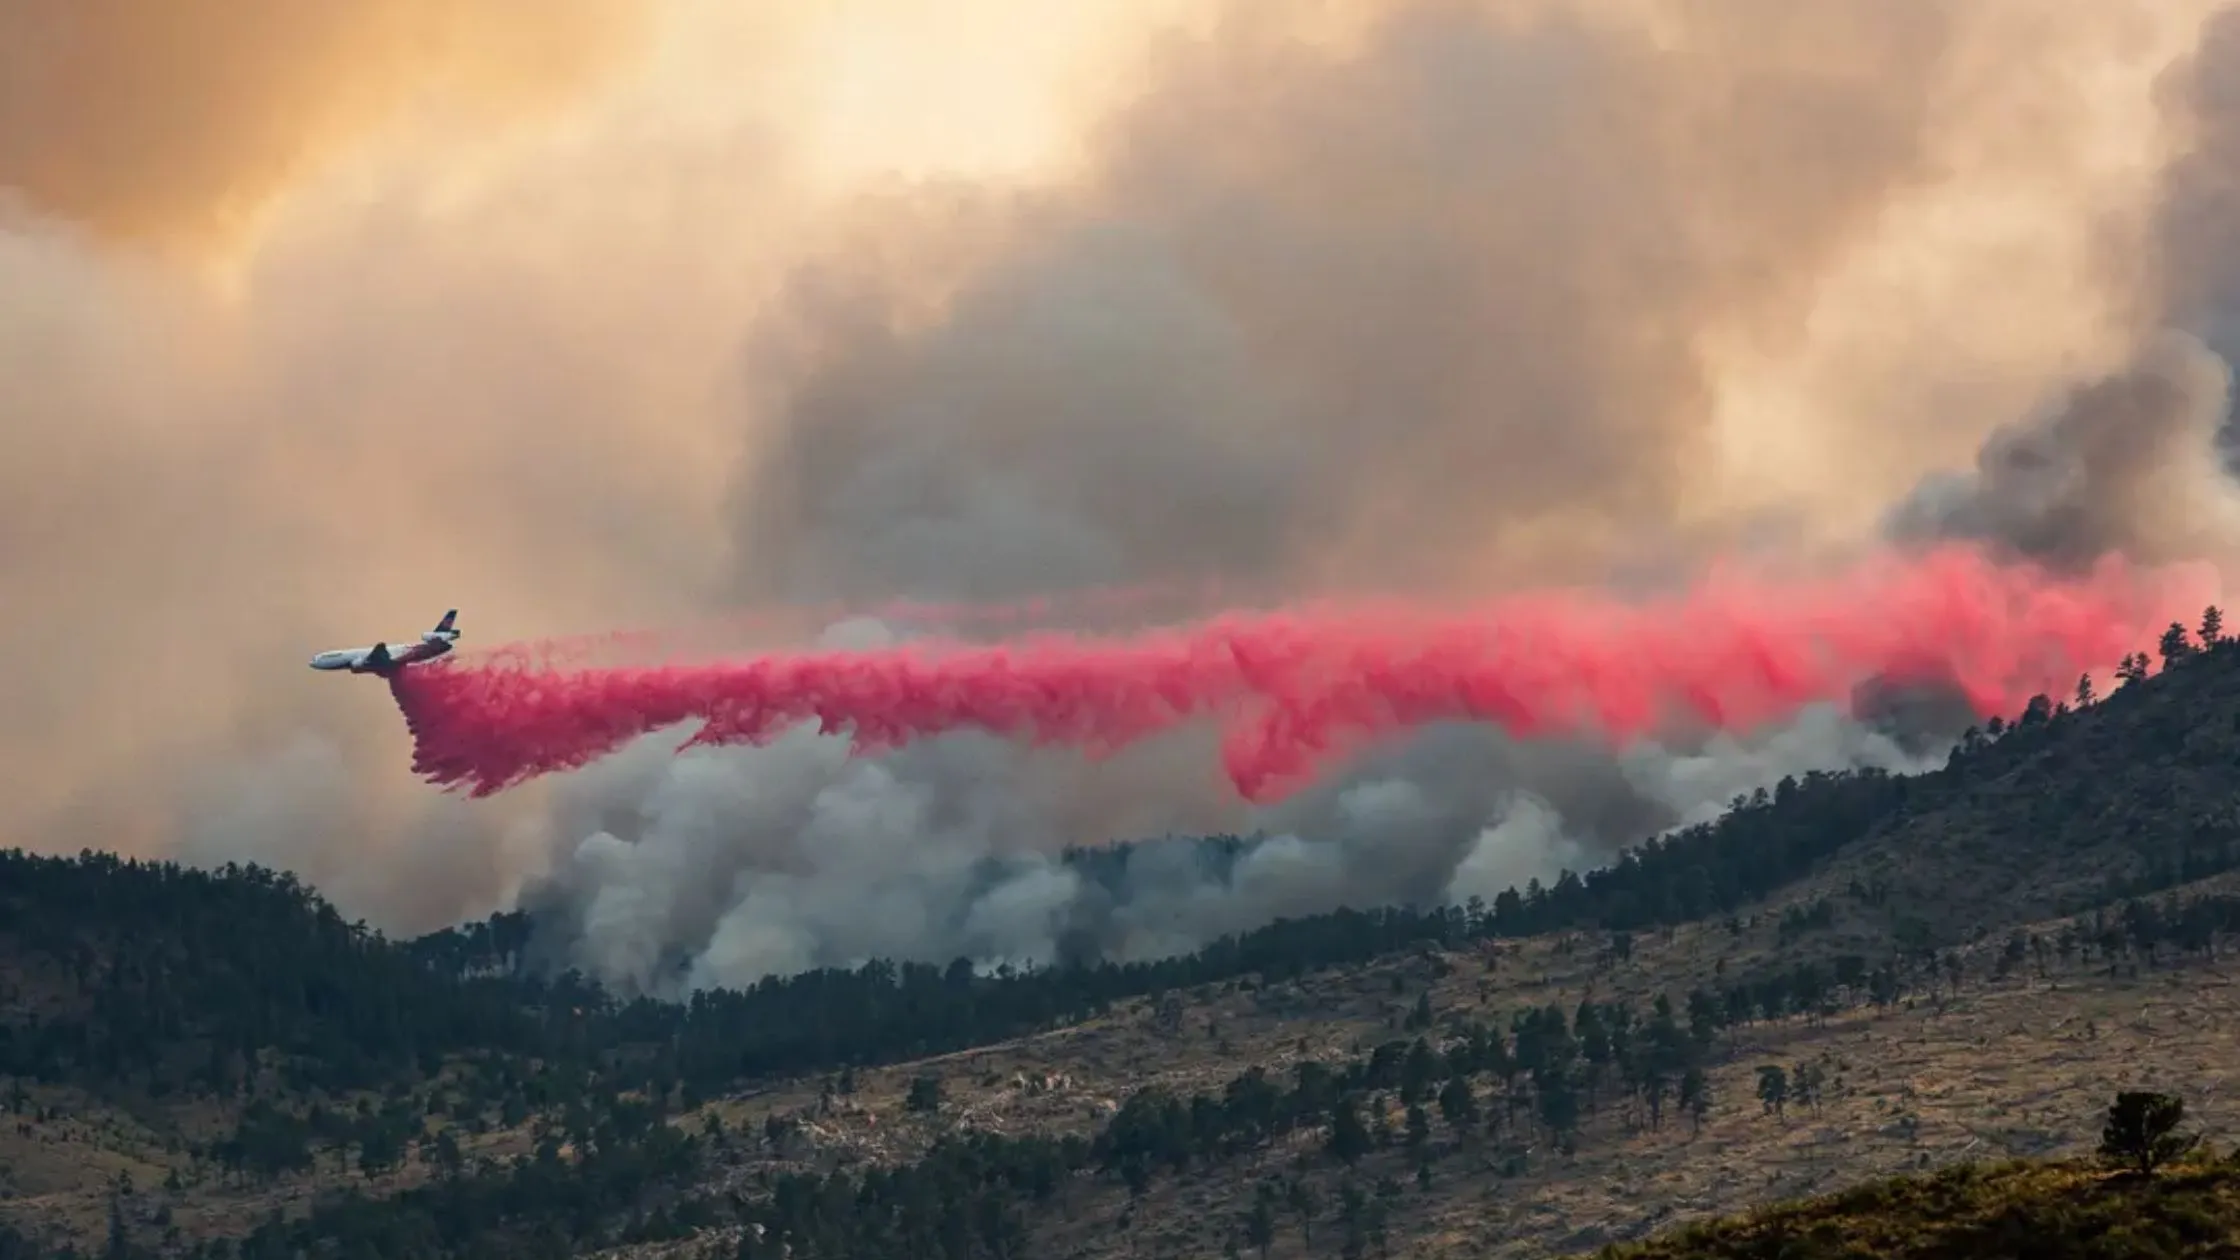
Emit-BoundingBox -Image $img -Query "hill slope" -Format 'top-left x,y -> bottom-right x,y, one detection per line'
1596,1154 -> 2240,1260
4,616 -> 2240,1257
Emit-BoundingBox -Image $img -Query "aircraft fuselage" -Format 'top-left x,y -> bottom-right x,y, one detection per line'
308,641 -> 451,673
310,610 -> 460,675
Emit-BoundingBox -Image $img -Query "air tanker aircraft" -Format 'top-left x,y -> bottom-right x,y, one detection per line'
309,610 -> 460,675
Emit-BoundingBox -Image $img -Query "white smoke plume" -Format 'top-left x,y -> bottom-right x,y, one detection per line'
521,698 -> 1943,998
5,0 -> 2236,989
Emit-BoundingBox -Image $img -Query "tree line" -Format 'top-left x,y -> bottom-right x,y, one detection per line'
13,608 -> 2240,1257
70,882 -> 2240,1260
8,609 -> 2239,1115
0,757 -> 1969,1103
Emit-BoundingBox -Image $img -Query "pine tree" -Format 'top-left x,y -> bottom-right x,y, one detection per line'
1757,1065 -> 1788,1117
1400,1038 -> 1440,1105
104,1194 -> 131,1260
1680,1066 -> 1711,1135
1286,1177 -> 1320,1246
1436,1075 -> 1479,1136
2160,622 -> 2194,667
1329,1097 -> 1373,1166
1244,1198 -> 1277,1259
1405,1103 -> 1431,1150
2100,1091 -> 2198,1175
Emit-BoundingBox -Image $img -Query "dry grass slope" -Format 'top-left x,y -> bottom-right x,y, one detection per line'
1594,1156 -> 2240,1259
12,637 -> 2240,1256
8,876 -> 2240,1256
693,898 -> 2237,1258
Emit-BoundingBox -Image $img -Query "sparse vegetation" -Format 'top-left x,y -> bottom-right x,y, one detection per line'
1590,1149 -> 2240,1259
6,615 -> 2240,1255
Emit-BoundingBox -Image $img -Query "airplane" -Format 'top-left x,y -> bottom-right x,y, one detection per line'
309,609 -> 460,675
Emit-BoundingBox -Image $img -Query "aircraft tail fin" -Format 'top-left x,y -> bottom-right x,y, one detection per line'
433,609 -> 458,636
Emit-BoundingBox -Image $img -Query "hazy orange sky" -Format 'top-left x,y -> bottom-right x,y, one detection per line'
3,0 -> 2233,929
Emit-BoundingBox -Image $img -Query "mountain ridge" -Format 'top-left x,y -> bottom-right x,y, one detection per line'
5,612 -> 2239,1256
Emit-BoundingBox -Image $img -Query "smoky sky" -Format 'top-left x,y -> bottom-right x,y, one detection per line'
1885,332 -> 2240,569
0,0 -> 648,255
4,0 -> 2234,987
1889,6 -> 2240,573
734,0 -> 1972,601
2161,4 -> 2240,368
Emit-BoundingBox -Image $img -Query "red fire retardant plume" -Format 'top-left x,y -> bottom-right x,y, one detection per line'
388,547 -> 2212,802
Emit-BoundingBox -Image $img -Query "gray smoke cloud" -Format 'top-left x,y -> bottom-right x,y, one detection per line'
734,1 -> 1973,601
1889,8 -> 2240,574
1886,332 -> 2240,569
6,0 -> 2233,989
523,698 -> 1941,998
2162,6 -> 2240,373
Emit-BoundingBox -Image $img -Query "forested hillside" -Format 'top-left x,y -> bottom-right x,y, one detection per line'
4,611 -> 2239,1257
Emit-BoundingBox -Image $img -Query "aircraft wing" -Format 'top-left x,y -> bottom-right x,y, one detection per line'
365,642 -> 392,671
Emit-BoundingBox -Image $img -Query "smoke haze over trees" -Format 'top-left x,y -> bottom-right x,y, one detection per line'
10,0 -> 2240,989
16,626 -> 2240,1256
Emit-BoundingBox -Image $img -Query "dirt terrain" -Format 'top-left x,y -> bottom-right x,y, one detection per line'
11,880 -> 2226,1259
